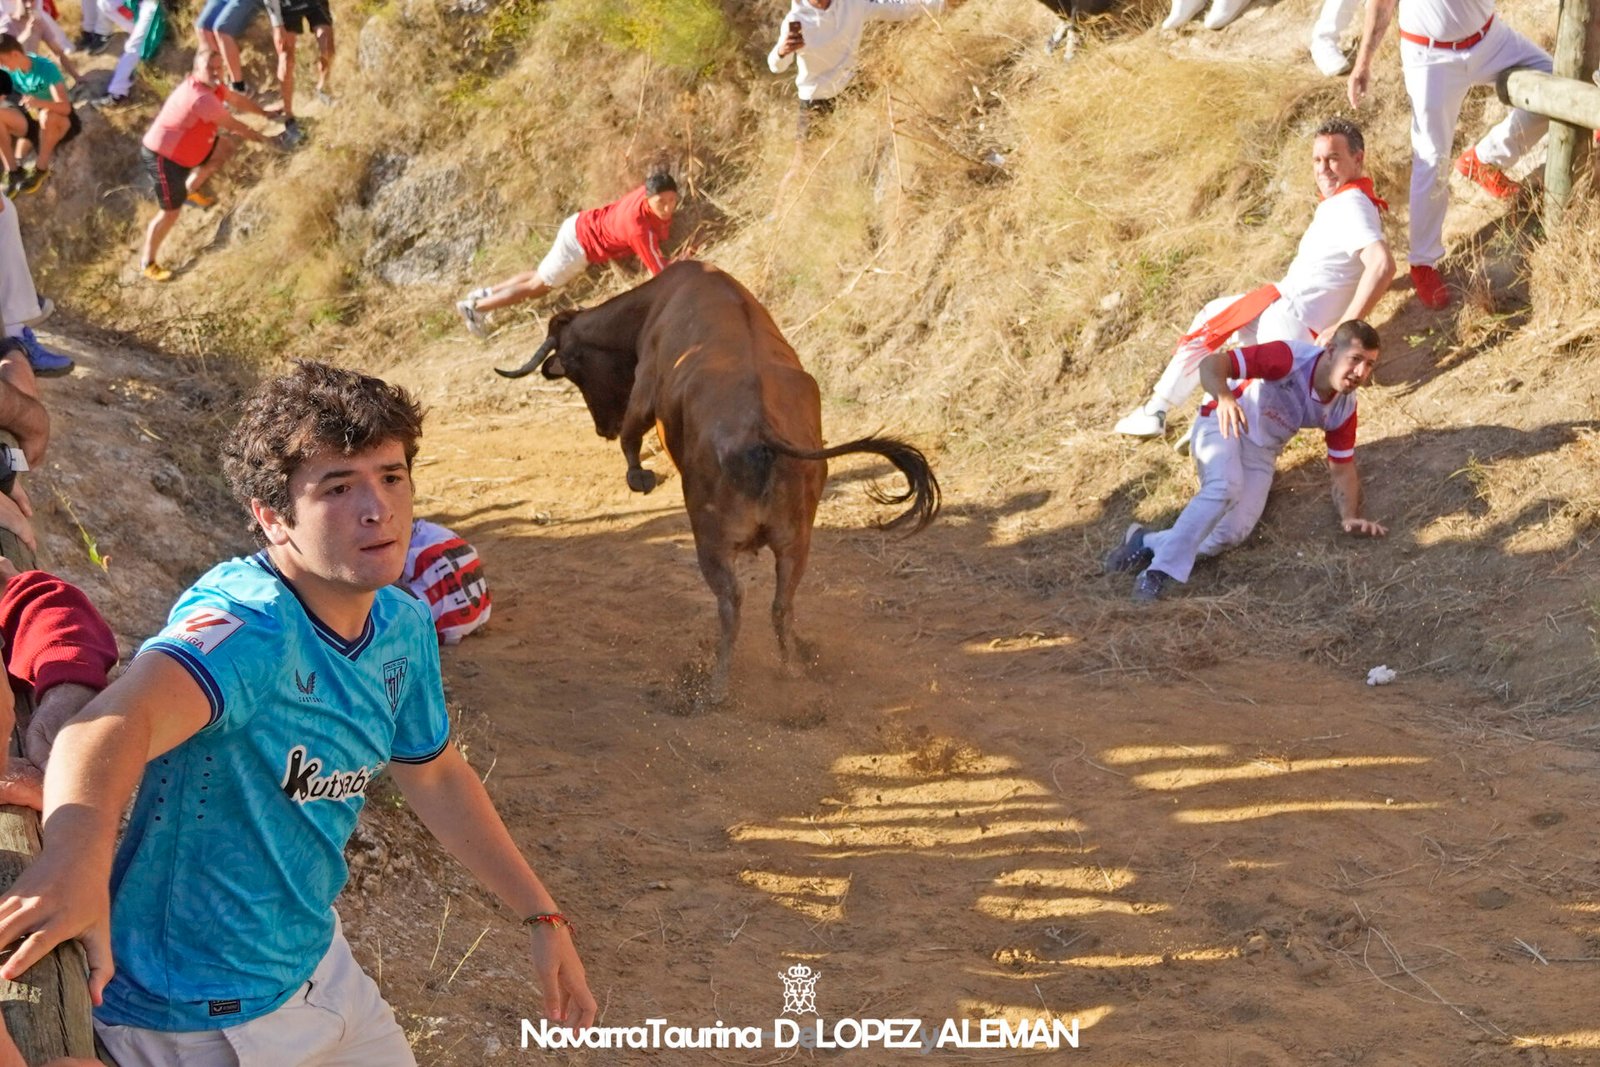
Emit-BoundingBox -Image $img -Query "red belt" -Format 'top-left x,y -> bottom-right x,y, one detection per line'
1399,14 -> 1493,50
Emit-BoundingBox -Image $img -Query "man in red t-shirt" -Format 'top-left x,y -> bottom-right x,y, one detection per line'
456,172 -> 679,338
137,48 -> 281,282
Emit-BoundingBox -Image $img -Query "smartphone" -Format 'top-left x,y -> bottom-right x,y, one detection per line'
789,19 -> 801,33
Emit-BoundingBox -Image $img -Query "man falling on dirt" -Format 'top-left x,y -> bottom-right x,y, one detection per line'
1115,117 -> 1394,443
455,172 -> 679,338
0,360 -> 595,1063
1105,320 -> 1387,602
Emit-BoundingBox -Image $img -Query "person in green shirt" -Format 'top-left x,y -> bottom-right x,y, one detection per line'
0,34 -> 80,195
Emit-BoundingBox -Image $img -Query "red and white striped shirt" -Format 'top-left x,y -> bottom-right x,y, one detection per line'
1199,340 -> 1358,463
402,519 -> 492,644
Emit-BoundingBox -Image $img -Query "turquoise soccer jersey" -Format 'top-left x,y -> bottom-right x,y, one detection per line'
96,552 -> 451,1031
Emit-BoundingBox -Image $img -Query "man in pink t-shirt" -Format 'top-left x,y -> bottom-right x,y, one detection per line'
137,49 -> 280,282
455,172 -> 679,338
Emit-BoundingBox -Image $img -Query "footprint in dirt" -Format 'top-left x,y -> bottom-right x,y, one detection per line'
642,657 -> 832,723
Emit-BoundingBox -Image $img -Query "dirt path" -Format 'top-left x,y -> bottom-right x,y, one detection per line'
320,354 -> 1600,1066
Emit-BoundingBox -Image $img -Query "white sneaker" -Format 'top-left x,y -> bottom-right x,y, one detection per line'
1203,0 -> 1252,29
1309,37 -> 1351,76
1161,0 -> 1206,30
1114,406 -> 1166,439
456,298 -> 487,338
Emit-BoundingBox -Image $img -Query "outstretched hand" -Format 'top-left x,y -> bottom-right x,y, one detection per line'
529,924 -> 597,1031
1347,64 -> 1370,109
1342,517 -> 1387,537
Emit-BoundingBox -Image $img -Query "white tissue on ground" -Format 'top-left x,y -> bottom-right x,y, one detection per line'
1366,665 -> 1397,686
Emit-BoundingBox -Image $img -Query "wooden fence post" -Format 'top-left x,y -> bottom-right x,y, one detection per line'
1544,0 -> 1600,222
0,429 -> 105,1063
0,809 -> 101,1063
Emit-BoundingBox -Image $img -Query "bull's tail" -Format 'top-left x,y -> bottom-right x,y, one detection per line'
765,435 -> 941,533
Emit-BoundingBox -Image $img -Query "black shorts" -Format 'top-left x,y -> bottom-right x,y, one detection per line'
142,141 -> 216,211
795,95 -> 836,140
278,0 -> 331,33
12,105 -> 81,150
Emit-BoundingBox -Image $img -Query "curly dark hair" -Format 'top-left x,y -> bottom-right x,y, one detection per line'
1314,116 -> 1365,155
221,360 -> 424,543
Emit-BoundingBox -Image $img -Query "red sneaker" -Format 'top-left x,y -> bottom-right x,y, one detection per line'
1410,264 -> 1451,310
1455,148 -> 1520,199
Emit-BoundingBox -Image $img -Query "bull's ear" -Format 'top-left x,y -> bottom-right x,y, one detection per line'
541,353 -> 566,379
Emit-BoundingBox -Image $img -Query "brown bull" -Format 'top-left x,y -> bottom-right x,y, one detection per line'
496,261 -> 940,703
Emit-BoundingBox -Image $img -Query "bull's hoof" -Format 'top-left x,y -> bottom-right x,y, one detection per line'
627,468 -> 658,494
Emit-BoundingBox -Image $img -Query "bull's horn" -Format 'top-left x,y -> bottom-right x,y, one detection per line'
495,337 -> 557,379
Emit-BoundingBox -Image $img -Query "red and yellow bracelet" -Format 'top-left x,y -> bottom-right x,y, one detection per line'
523,912 -> 576,935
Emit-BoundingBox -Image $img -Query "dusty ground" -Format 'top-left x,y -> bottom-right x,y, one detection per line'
265,351 -> 1598,1067
14,2 -> 1597,1062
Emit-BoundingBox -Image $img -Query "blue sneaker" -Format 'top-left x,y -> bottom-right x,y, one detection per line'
1132,568 -> 1175,603
17,327 -> 73,377
1104,523 -> 1153,574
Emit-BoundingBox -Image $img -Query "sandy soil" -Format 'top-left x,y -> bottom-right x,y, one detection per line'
292,352 -> 1600,1067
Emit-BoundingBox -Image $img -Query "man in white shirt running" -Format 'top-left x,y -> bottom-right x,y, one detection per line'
1116,117 -> 1394,441
1347,0 -> 1550,310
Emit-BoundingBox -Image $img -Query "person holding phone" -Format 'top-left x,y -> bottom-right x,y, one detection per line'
767,0 -> 947,137
766,0 -> 948,217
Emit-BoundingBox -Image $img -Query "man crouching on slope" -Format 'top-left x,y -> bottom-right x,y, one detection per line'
1106,320 -> 1387,602
0,361 -> 595,1063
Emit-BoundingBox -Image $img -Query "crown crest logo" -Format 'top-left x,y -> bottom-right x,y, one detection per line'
779,962 -> 820,1016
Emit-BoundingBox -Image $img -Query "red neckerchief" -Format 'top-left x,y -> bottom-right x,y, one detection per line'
1328,177 -> 1388,213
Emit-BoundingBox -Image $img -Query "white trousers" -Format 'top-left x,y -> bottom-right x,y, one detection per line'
535,213 -> 588,288
1311,0 -> 1360,47
1402,18 -> 1551,266
98,0 -> 160,97
1143,419 -> 1279,583
80,0 -> 122,40
0,196 -> 42,338
1149,293 -> 1313,413
94,919 -> 416,1067
22,8 -> 72,56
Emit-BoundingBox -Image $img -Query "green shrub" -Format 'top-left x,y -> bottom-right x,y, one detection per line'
592,0 -> 732,74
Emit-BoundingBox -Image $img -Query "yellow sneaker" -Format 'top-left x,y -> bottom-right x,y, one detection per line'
142,262 -> 173,283
185,189 -> 216,209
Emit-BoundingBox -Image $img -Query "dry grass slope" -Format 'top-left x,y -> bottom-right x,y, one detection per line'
23,0 -> 1600,717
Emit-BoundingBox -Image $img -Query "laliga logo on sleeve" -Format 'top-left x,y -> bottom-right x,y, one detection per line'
779,963 -> 820,1017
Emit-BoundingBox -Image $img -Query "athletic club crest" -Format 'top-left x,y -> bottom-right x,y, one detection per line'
779,963 -> 820,1016
383,657 -> 409,712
